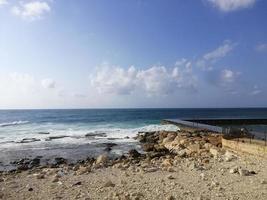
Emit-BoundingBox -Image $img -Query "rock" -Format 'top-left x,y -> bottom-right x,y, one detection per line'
203,142 -> 212,150
36,173 -> 45,179
52,177 -> 59,183
54,157 -> 67,165
209,148 -> 219,158
167,167 -> 176,172
211,181 -> 219,187
45,136 -> 70,141
104,180 -> 115,187
229,166 -> 239,174
238,168 -> 251,176
77,166 -> 91,175
28,188 -> 33,192
72,181 -> 82,186
224,151 -> 236,162
38,132 -> 50,135
18,138 -> 41,143
187,144 -> 200,153
143,143 -> 155,152
200,173 -> 206,180
162,159 -> 172,167
95,154 -> 108,166
177,149 -> 187,157
128,149 -> 141,158
261,179 -> 267,184
28,157 -> 41,168
166,174 -> 175,179
166,195 -> 175,200
85,132 -> 107,138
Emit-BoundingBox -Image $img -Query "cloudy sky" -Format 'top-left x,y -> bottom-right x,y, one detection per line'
0,0 -> 267,109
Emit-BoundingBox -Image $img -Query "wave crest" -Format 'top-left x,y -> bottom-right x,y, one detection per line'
0,121 -> 29,127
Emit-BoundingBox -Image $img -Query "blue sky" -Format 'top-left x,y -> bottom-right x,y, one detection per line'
0,0 -> 267,109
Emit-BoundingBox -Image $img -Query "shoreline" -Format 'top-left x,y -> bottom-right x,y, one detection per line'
1,129 -> 267,199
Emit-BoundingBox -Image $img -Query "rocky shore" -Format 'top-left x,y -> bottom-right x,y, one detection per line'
0,129 -> 267,200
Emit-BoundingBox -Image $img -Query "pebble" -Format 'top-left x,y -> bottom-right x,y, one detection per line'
104,180 -> 115,187
167,174 -> 175,180
229,166 -> 239,174
166,195 -> 175,200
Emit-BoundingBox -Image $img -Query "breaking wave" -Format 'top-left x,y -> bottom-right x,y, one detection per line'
0,121 -> 29,127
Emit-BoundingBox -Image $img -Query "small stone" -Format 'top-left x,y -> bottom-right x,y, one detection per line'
166,195 -> 175,200
96,154 -> 108,166
104,180 -> 115,187
238,168 -> 250,176
200,173 -> 206,180
77,166 -> 91,175
72,181 -> 82,186
167,167 -> 176,172
162,159 -> 172,167
210,148 -> 219,158
211,181 -> 219,187
224,151 -> 236,162
229,166 -> 239,174
52,177 -> 59,183
167,174 -> 175,180
36,174 -> 45,179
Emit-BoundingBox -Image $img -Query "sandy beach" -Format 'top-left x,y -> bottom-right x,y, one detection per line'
1,130 -> 266,200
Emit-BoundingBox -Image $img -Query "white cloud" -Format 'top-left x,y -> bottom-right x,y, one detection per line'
250,85 -> 262,95
91,64 -> 137,95
207,0 -> 257,12
221,69 -> 236,83
90,61 -> 197,96
0,0 -> 8,6
197,41 -> 236,70
11,1 -> 51,20
204,41 -> 235,61
41,78 -> 56,89
255,43 -> 267,52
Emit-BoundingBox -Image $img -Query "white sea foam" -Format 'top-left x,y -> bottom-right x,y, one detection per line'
0,121 -> 29,127
0,123 -> 180,150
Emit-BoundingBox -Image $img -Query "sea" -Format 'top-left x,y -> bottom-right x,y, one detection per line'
0,108 -> 267,170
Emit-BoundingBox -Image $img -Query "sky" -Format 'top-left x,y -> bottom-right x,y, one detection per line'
0,0 -> 267,109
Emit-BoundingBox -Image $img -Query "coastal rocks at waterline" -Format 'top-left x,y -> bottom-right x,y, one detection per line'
17,138 -> 41,143
136,129 -> 223,161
